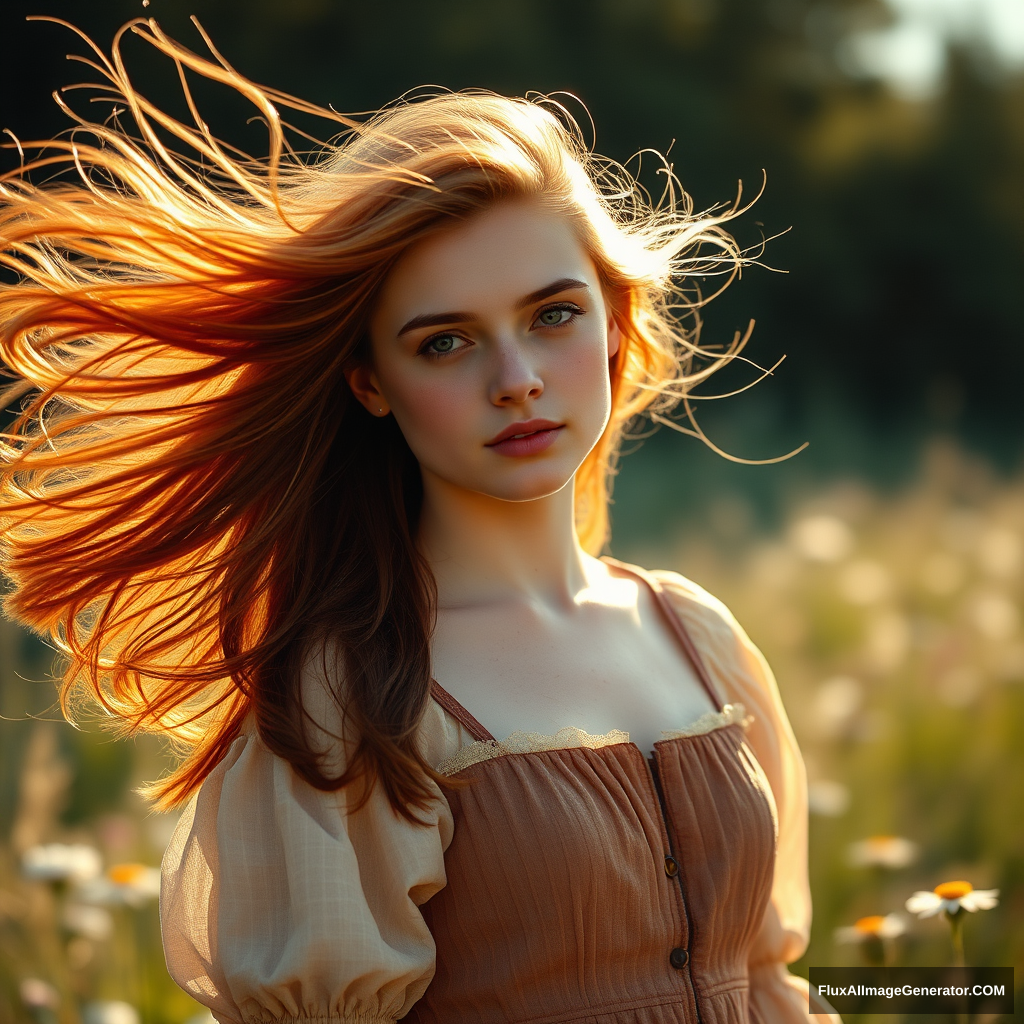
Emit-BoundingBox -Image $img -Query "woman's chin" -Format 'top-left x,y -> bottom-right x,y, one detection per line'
420,455 -> 582,505
477,471 -> 576,504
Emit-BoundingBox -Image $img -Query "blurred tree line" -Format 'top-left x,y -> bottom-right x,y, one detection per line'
1,0 -> 1021,526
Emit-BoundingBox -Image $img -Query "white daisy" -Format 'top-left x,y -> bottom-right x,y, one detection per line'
63,902 -> 115,941
847,834 -> 919,869
905,880 -> 1000,918
82,1002 -> 140,1024
76,863 -> 161,908
835,913 -> 907,944
21,843 -> 102,883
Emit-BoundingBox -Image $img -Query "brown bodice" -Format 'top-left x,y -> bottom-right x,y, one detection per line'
405,564 -> 779,1024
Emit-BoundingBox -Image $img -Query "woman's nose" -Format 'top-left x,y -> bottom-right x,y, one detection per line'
488,341 -> 544,406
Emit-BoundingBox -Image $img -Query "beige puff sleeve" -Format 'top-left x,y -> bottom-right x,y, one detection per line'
160,661 -> 455,1024
654,570 -> 841,1023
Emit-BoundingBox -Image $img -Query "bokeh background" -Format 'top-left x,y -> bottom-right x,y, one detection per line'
1,0 -> 1022,1021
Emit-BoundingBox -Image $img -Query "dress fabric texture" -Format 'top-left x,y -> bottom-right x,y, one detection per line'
160,566 -> 841,1024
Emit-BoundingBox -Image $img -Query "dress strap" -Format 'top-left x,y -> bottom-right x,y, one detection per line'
600,556 -> 726,713
429,679 -> 496,742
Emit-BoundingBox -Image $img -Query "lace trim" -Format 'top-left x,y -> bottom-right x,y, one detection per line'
434,703 -> 749,776
659,702 -> 750,740
436,726 -> 630,776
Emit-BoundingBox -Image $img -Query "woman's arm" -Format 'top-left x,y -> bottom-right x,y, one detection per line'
160,657 -> 454,1024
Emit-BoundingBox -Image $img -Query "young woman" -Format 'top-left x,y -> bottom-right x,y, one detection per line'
0,20 -> 838,1024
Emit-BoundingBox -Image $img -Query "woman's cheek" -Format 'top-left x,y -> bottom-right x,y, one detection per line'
391,377 -> 477,460
560,344 -> 613,432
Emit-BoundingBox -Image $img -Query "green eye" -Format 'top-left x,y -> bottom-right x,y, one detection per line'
536,304 -> 581,328
420,331 -> 471,359
538,308 -> 570,326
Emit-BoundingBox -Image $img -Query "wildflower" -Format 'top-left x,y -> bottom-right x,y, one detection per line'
969,591 -> 1019,640
19,978 -> 59,1010
834,913 -> 906,965
978,526 -> 1023,579
77,863 -> 161,908
21,843 -> 102,883
63,902 -> 114,941
905,880 -> 999,918
82,1001 -> 140,1024
789,515 -> 853,563
847,835 -> 919,869
835,913 -> 907,943
906,880 -> 999,968
838,560 -> 891,605
808,780 -> 850,817
864,611 -> 910,672
814,676 -> 863,738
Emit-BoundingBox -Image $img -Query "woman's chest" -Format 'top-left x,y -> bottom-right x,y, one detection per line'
410,728 -> 778,1024
430,595 -> 719,753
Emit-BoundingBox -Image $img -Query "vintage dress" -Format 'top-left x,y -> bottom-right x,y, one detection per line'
160,566 -> 841,1023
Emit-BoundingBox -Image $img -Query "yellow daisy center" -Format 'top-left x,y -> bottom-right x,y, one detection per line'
934,880 -> 973,900
108,863 -> 147,885
854,915 -> 886,935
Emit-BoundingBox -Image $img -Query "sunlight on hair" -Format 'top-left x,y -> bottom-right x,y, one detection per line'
0,18 -> 785,813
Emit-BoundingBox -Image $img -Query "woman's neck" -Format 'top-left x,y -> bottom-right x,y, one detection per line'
416,472 -> 592,612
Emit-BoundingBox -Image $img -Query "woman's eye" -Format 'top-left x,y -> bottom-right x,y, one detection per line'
422,333 -> 467,357
535,304 -> 582,328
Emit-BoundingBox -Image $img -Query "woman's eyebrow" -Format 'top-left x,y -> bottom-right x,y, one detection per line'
397,309 -> 474,336
514,277 -> 590,310
396,278 -> 591,337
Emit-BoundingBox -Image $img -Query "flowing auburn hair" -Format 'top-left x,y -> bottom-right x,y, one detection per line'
0,19 -> 788,821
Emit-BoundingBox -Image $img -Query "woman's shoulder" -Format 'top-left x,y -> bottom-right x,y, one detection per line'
648,567 -> 740,628
605,559 -> 784,716
605,558 -> 751,657
163,643 -> 463,845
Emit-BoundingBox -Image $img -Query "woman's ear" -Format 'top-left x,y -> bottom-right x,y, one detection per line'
606,313 -> 622,360
343,364 -> 391,417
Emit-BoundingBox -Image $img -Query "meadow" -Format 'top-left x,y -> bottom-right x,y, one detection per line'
1,441 -> 1021,1023
1,0 -> 1022,1020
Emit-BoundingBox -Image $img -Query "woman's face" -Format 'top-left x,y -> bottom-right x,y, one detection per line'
352,198 -> 620,504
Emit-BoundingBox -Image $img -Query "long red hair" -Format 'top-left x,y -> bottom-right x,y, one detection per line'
0,19 -> 769,820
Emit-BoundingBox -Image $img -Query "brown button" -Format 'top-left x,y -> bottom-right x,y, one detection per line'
670,947 -> 689,969
664,855 -> 679,877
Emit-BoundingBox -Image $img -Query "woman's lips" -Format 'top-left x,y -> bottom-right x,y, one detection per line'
485,420 -> 564,457
487,427 -> 563,457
